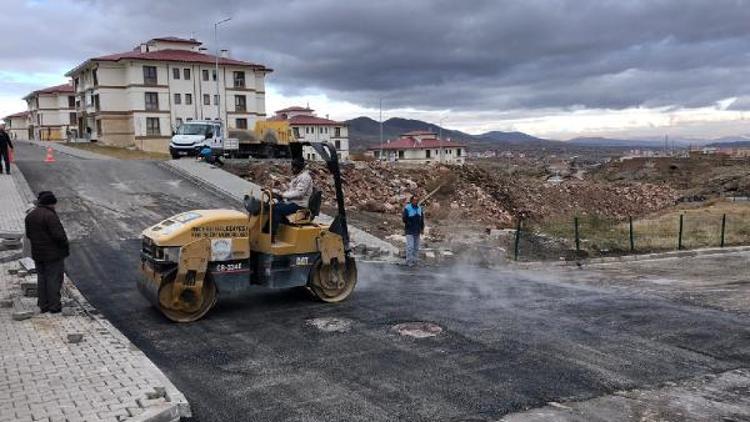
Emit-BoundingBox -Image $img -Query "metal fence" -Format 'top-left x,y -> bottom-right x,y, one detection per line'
511,210 -> 749,261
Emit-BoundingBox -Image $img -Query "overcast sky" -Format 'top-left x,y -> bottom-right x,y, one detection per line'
2,0 -> 749,139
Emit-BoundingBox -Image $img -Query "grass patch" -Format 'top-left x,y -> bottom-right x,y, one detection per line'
528,200 -> 750,257
67,143 -> 170,160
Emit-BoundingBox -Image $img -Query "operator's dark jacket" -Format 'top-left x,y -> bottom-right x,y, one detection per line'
25,205 -> 69,262
402,203 -> 425,236
0,130 -> 12,149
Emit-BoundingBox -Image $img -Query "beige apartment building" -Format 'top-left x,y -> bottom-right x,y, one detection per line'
270,106 -> 350,160
4,111 -> 30,141
23,83 -> 77,141
65,36 -> 272,152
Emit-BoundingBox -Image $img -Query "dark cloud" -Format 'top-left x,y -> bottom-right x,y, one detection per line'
3,0 -> 750,112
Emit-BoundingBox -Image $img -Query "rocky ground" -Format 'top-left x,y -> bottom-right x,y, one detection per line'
223,159 -> 678,262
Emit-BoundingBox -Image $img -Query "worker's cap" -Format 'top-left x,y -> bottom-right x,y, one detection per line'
36,191 -> 58,206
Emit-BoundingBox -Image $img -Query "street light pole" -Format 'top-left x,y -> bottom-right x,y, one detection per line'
214,17 -> 232,124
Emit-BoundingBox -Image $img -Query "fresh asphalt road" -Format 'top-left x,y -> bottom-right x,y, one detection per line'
13,142 -> 750,421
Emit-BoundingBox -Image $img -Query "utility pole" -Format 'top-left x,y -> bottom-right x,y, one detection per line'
379,98 -> 384,160
214,17 -> 232,124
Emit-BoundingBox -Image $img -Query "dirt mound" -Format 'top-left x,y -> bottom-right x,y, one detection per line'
225,160 -> 677,228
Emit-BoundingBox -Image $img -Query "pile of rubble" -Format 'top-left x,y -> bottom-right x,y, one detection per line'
225,160 -> 677,228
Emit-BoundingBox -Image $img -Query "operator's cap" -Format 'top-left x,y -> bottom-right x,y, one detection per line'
36,191 -> 57,206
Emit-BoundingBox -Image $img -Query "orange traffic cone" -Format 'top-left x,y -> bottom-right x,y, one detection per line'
44,147 -> 55,163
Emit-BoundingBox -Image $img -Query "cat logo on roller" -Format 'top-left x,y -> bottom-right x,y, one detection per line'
137,142 -> 356,322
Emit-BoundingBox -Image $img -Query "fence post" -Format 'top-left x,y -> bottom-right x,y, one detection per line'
678,214 -> 684,250
574,216 -> 580,253
514,218 -> 522,261
629,216 -> 634,253
720,213 -> 726,248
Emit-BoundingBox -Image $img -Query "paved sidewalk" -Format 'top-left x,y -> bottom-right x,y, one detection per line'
0,165 -> 190,422
163,158 -> 400,259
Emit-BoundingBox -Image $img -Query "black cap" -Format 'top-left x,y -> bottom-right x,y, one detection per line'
37,191 -> 57,206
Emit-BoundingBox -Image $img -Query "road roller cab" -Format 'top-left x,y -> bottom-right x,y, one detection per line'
138,142 -> 357,322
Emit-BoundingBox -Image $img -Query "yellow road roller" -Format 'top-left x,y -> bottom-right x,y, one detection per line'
138,142 -> 357,322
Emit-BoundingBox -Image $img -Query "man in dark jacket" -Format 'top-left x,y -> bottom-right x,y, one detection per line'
0,124 -> 13,175
25,191 -> 69,313
402,195 -> 425,266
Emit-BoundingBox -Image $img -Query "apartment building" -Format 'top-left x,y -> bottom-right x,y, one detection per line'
65,36 -> 272,152
367,131 -> 466,164
23,83 -> 77,141
4,111 -> 30,141
270,106 -> 349,160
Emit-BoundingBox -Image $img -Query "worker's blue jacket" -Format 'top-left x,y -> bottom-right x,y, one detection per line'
402,203 -> 424,235
199,146 -> 212,159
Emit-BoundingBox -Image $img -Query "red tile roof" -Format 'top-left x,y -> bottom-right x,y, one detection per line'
23,83 -> 74,99
369,136 -> 466,150
149,36 -> 201,45
93,48 -> 270,70
4,111 -> 29,119
276,106 -> 313,113
288,115 -> 343,126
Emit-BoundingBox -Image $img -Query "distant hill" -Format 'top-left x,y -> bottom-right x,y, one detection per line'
345,116 -> 555,151
706,136 -> 750,148
567,136 -> 717,148
477,131 -> 546,144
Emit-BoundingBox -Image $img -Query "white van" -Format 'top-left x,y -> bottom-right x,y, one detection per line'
169,120 -> 224,159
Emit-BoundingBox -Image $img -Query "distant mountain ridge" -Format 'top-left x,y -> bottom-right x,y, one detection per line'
345,115 -> 750,151
345,116 -> 554,151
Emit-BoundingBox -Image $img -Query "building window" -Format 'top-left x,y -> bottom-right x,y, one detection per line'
212,70 -> 217,81
335,140 -> 341,149
143,66 -> 157,85
146,117 -> 160,136
69,112 -> 76,125
235,118 -> 248,129
203,94 -> 210,105
174,93 -> 181,105
202,69 -> 209,81
175,117 -> 183,127
185,93 -> 192,105
186,117 -> 193,122
234,95 -> 246,112
398,150 -> 404,159
68,96 -> 75,108
293,127 -> 300,138
457,148 -> 462,157
233,71 -> 245,88
172,68 -> 180,79
426,150 -> 431,159
145,92 -> 159,111
319,127 -> 324,134
214,95 -> 219,105
96,119 -> 102,135
335,127 -> 341,137
184,68 -> 191,80
94,94 -> 100,112
92,69 -> 98,86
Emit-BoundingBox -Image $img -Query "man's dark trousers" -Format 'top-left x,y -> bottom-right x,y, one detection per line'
0,146 -> 9,174
36,259 -> 64,312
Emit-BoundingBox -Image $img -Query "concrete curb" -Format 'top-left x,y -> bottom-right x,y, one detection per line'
514,245 -> 750,269
12,158 -> 191,420
131,403 -> 181,422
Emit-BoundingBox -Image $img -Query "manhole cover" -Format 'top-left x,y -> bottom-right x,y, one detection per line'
392,322 -> 443,338
306,317 -> 353,333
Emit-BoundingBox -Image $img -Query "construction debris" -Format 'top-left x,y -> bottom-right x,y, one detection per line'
226,160 -> 677,226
